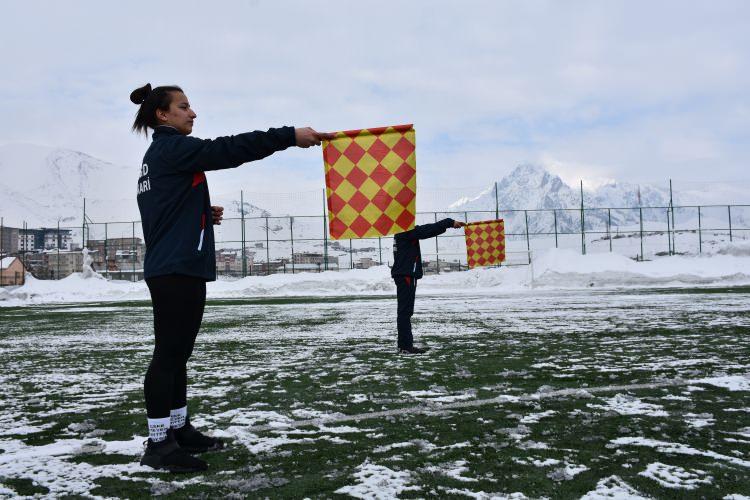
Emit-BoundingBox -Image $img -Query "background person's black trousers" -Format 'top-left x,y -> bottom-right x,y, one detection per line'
395,275 -> 417,349
144,274 -> 206,418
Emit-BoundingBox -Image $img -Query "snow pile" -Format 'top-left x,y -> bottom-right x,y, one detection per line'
208,265 -> 394,298
530,247 -> 750,288
2,244 -> 750,306
0,273 -> 147,305
716,240 -> 750,257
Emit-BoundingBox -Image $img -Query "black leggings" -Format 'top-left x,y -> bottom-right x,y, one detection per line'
395,275 -> 417,349
144,274 -> 206,418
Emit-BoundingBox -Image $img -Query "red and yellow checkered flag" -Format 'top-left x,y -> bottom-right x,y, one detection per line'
465,219 -> 506,269
323,124 -> 416,240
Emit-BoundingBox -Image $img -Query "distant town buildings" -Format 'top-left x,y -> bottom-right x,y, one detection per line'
0,256 -> 25,286
0,222 -> 386,284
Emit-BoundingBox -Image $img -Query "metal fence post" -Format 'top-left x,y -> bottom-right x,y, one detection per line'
524,210 -> 531,264
322,188 -> 328,271
378,236 -> 382,265
265,216 -> 270,275
607,208 -> 612,252
82,197 -> 86,249
104,222 -> 108,279
639,207 -> 644,261
728,205 -> 733,242
132,221 -> 136,282
667,208 -> 672,255
349,239 -> 353,269
290,216 -> 295,274
434,212 -> 440,274
553,209 -> 558,248
670,179 -> 676,254
698,206 -> 702,253
23,221 -> 27,272
494,181 -> 499,220
580,181 -> 586,255
57,219 -> 61,280
241,190 -> 246,277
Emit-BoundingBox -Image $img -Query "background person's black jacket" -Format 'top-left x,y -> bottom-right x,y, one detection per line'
391,218 -> 455,279
137,125 -> 296,281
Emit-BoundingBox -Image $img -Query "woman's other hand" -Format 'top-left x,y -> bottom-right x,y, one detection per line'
211,206 -> 224,225
295,127 -> 335,148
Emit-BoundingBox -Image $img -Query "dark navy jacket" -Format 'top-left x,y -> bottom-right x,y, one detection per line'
391,218 -> 455,279
137,125 -> 296,281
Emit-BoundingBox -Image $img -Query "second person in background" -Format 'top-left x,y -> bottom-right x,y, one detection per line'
391,218 -> 465,354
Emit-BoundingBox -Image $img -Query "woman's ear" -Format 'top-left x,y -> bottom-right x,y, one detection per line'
156,107 -> 170,125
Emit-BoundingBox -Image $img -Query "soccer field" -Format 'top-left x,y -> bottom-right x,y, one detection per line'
1,287 -> 749,498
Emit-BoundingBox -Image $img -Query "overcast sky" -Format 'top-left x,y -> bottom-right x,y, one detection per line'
1,0 -> 749,197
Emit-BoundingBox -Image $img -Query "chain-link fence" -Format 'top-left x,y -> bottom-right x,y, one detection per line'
2,202 -> 749,283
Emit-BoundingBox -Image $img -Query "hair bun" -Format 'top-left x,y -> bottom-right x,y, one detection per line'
129,83 -> 152,105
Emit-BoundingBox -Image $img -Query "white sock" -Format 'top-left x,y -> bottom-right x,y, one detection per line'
147,417 -> 171,443
170,406 -> 187,429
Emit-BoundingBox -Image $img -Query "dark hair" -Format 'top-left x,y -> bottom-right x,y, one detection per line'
130,83 -> 184,135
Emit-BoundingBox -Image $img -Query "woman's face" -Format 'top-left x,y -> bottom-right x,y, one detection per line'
156,92 -> 197,135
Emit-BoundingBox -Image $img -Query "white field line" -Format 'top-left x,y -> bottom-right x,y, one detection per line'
248,375 -> 749,432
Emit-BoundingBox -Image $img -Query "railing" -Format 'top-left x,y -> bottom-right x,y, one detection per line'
2,203 -> 748,282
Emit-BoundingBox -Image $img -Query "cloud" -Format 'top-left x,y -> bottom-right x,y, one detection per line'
1,0 -> 749,194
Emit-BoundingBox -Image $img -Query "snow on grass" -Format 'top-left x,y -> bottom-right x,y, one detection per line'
334,460 -> 420,499
580,475 -> 649,499
546,463 -> 589,481
612,437 -> 750,468
424,460 -> 480,482
0,285 -> 748,496
0,436 -> 151,496
698,375 -> 750,392
639,462 -> 713,490
519,410 -> 556,424
587,393 -> 669,417
684,413 -> 715,428
439,488 -> 529,499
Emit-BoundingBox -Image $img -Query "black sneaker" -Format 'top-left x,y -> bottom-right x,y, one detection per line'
399,346 -> 427,354
174,420 -> 225,453
140,429 -> 207,473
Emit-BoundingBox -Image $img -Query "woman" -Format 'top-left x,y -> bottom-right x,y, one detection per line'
130,83 -> 331,472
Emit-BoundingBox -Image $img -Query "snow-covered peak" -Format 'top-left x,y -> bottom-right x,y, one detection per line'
0,143 -> 136,225
450,163 -> 671,213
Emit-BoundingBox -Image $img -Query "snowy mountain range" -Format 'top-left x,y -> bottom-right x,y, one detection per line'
0,144 -> 744,235
0,144 -> 269,227
448,164 -> 673,233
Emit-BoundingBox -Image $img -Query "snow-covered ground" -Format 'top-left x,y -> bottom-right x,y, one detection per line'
2,242 -> 750,307
1,281 -> 748,496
